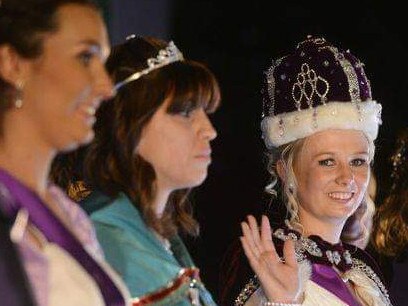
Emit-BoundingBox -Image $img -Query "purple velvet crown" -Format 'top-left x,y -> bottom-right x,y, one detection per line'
260,36 -> 381,148
262,36 -> 372,117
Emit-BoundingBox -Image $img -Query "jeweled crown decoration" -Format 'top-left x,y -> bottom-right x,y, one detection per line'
291,63 -> 329,109
261,35 -> 382,148
115,40 -> 184,90
262,36 -> 372,117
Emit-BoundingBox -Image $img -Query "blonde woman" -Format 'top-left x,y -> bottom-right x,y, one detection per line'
223,36 -> 390,306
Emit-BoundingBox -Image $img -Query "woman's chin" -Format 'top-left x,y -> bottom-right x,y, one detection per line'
79,129 -> 95,146
56,129 -> 95,153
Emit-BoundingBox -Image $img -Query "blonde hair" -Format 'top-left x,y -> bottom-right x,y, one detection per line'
266,131 -> 375,244
341,171 -> 376,248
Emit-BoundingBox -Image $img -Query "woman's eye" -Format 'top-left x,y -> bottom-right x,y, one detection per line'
78,51 -> 93,66
318,159 -> 335,166
350,158 -> 367,167
178,109 -> 194,118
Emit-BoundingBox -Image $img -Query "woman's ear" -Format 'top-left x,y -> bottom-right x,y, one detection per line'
276,160 -> 286,183
0,45 -> 27,86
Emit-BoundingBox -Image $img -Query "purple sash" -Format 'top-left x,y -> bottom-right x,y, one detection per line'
311,263 -> 361,306
0,169 -> 125,306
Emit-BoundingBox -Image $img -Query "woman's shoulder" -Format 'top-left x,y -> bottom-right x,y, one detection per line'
82,192 -> 164,259
48,185 -> 93,229
344,242 -> 386,280
341,243 -> 393,305
82,191 -> 146,232
48,185 -> 104,258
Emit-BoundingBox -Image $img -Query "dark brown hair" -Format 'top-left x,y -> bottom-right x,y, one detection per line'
0,0 -> 99,120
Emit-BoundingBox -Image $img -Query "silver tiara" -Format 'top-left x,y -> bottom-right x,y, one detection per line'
114,40 -> 184,91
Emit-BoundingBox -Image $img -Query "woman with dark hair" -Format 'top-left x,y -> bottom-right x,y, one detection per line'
0,0 -> 129,305
372,128 -> 408,306
221,36 -> 390,306
53,36 -> 220,305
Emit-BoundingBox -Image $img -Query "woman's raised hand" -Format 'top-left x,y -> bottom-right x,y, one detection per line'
240,215 -> 303,304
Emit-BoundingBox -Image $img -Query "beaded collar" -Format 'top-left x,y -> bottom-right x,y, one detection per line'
273,228 -> 353,272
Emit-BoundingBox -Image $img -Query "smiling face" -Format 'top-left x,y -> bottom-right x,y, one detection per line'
293,129 -> 371,227
137,97 -> 217,193
19,4 -> 113,152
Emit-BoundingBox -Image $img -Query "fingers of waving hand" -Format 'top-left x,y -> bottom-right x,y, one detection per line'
240,216 -> 260,258
248,215 -> 262,249
240,216 -> 302,303
283,238 -> 298,269
240,215 -> 280,268
259,215 -> 297,269
260,215 -> 274,252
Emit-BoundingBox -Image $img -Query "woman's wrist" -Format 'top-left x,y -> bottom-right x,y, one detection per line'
263,293 -> 304,306
263,302 -> 302,306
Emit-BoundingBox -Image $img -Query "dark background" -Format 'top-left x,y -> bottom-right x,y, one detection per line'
97,0 -> 408,303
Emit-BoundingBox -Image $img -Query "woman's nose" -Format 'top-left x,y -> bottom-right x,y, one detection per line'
335,164 -> 355,186
200,112 -> 217,141
93,64 -> 115,101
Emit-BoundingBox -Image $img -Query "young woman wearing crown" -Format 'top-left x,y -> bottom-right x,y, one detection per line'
221,36 -> 391,306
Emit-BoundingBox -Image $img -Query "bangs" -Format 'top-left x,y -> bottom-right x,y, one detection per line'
165,60 -> 220,115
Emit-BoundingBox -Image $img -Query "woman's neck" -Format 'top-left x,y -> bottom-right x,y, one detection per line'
152,186 -> 171,218
0,126 -> 54,197
298,215 -> 345,244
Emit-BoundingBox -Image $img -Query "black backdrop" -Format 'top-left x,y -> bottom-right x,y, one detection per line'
102,0 -> 408,303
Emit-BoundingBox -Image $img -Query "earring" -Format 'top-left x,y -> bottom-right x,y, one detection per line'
15,80 -> 24,109
288,182 -> 295,193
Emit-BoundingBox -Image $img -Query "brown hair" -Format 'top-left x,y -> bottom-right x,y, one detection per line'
83,36 -> 220,238
0,0 -> 99,125
372,128 -> 408,256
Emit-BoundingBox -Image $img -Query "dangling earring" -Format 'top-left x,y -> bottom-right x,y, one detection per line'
15,80 -> 24,109
288,182 -> 295,193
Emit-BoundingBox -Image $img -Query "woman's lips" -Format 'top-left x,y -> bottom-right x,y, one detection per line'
195,150 -> 212,163
328,191 -> 354,201
78,101 -> 100,125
